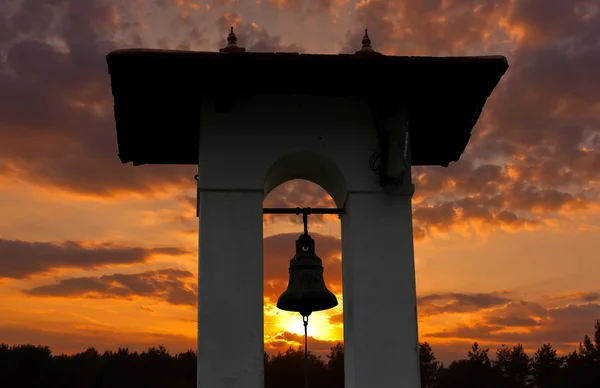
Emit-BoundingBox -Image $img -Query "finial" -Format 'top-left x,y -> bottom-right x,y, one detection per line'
355,28 -> 381,55
220,26 -> 246,53
227,26 -> 237,45
362,29 -> 372,49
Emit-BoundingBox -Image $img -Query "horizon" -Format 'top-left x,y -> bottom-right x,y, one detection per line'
1,0 -> 600,369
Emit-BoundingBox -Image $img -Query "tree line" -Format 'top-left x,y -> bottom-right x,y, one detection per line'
1,319 -> 598,387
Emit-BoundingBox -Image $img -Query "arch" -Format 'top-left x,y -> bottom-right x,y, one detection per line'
263,150 -> 348,208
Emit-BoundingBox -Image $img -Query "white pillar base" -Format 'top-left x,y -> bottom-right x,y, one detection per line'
197,190 -> 264,388
342,190 -> 421,388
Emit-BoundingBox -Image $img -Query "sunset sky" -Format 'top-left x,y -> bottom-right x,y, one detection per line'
1,0 -> 600,365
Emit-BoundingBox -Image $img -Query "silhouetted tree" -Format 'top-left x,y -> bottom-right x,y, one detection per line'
438,342 -> 495,388
0,344 -> 52,387
327,342 -> 344,388
531,343 -> 564,388
562,319 -> 600,388
419,342 -> 441,387
494,344 -> 531,387
2,317 -> 600,388
265,346 -> 328,388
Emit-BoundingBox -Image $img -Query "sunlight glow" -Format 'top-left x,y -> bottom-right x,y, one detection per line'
275,310 -> 342,341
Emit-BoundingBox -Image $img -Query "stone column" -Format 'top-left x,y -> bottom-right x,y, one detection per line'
341,186 -> 421,388
197,189 -> 264,388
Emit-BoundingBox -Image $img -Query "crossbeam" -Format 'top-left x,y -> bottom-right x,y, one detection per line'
262,207 -> 345,215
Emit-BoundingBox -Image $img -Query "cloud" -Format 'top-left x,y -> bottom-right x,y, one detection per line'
418,292 -> 512,317
0,320 -> 195,356
551,292 -> 600,303
467,2 -> 600,191
411,173 -> 589,237
424,299 -> 600,355
23,268 -> 197,306
341,0 -> 511,56
0,0 -> 196,197
505,0 -> 599,46
413,159 -> 508,199
0,238 -> 189,279
413,203 -> 458,233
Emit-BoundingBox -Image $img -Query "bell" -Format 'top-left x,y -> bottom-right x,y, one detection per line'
276,233 -> 338,317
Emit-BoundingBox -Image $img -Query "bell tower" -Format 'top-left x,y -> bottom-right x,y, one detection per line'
106,27 -> 508,388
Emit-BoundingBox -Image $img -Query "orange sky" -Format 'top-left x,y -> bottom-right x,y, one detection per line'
1,0 -> 599,364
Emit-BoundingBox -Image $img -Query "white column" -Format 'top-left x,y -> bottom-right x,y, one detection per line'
197,189 -> 264,388
341,188 -> 421,388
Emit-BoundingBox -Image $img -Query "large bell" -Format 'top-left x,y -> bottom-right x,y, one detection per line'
276,233 -> 338,317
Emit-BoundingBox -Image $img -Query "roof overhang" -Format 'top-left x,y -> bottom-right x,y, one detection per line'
106,49 -> 508,167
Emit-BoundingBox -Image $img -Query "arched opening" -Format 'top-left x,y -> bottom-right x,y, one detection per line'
262,151 -> 345,376
263,150 -> 348,208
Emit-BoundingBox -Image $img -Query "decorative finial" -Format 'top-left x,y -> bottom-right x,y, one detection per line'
227,26 -> 237,45
220,26 -> 246,53
355,28 -> 381,55
362,29 -> 372,49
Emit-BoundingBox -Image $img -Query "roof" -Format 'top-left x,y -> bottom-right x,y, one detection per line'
106,49 -> 508,167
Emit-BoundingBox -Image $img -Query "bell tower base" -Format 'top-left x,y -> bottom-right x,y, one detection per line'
197,190 -> 264,388
342,188 -> 420,388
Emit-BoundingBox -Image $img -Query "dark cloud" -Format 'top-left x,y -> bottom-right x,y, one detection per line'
506,0 -> 599,45
0,238 -> 189,279
208,0 -> 342,21
23,268 -> 197,306
413,159 -> 508,199
341,0 -> 510,56
411,178 -> 587,237
0,0 -> 196,197
470,1 -> 600,192
425,301 -> 600,354
0,321 -> 195,356
418,292 -> 512,317
158,6 -> 208,51
551,292 -> 600,303
486,315 -> 542,327
475,37 -> 600,186
482,301 -> 547,327
412,203 -> 458,233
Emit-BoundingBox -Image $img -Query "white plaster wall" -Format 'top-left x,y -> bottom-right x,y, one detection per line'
197,94 -> 381,197
342,191 -> 421,388
197,190 -> 264,388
